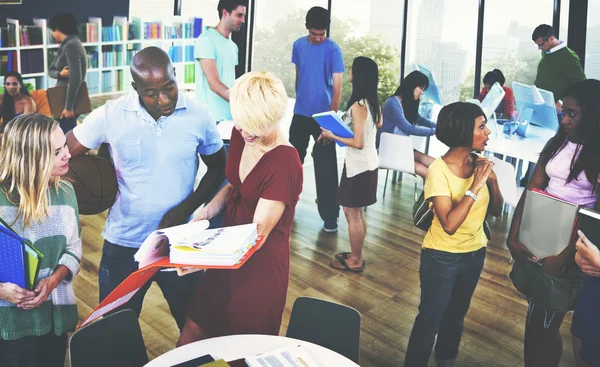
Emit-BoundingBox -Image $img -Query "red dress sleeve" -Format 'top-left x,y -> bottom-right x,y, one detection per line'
260,148 -> 303,207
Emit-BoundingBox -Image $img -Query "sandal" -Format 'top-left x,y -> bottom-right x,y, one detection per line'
334,252 -> 352,261
329,257 -> 365,273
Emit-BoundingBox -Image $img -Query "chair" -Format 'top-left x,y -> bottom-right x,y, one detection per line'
489,156 -> 525,209
69,309 -> 148,367
378,132 -> 419,198
286,297 -> 361,364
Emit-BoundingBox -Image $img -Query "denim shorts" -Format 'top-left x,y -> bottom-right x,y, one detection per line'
510,259 -> 585,312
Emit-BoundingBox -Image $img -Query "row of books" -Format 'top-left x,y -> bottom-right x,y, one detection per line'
101,70 -> 125,93
87,52 -> 99,69
125,49 -> 138,65
102,25 -> 124,42
103,51 -> 125,67
19,26 -> 44,46
79,23 -> 100,43
0,51 -> 17,74
183,63 -> 195,84
168,45 -> 194,63
19,49 -> 44,74
144,21 -> 197,40
0,24 -> 17,47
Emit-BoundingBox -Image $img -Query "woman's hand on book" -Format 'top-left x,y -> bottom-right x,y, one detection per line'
317,128 -> 334,144
191,206 -> 212,223
0,282 -> 35,305
575,230 -> 600,276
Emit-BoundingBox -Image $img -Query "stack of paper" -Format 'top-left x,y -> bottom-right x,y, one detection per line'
170,224 -> 258,266
134,221 -> 258,267
245,345 -> 320,367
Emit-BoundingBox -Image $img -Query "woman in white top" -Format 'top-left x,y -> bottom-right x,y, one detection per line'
319,56 -> 381,272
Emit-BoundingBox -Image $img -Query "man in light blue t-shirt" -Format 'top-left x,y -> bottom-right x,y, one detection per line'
290,6 -> 344,233
195,0 -> 247,122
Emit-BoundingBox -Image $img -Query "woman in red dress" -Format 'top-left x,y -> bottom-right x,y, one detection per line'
177,71 -> 303,344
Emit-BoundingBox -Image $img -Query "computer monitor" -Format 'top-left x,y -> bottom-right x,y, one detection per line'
512,81 -> 559,130
480,82 -> 505,120
413,64 -> 443,106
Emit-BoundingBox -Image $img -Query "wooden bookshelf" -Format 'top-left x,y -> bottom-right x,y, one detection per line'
1,16 -> 199,96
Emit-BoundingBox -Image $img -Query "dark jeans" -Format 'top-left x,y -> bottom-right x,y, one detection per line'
58,116 -> 77,133
99,240 -> 202,331
0,333 -> 68,367
405,247 -> 486,366
289,114 -> 339,222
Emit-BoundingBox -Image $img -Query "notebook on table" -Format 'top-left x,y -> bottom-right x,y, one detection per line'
312,111 -> 354,147
519,189 -> 580,259
578,208 -> 600,248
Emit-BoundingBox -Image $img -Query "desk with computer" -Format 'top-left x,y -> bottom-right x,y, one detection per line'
411,64 -> 558,168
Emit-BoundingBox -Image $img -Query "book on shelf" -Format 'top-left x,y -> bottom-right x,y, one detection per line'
519,188 -> 580,259
193,17 -> 203,38
0,51 -> 18,74
19,25 -> 43,46
20,49 -> 44,74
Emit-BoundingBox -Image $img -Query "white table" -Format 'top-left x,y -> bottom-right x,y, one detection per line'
144,334 -> 360,367
484,124 -> 555,164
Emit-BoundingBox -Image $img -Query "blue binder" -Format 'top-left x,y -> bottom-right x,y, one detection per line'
0,225 -> 26,289
312,111 -> 354,147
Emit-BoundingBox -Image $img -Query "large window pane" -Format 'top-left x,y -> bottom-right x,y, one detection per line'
330,0 -> 404,106
480,0 -> 553,95
586,0 -> 600,79
130,0 -> 174,20
251,0 -> 329,98
559,0 -> 569,42
181,0 -> 220,29
405,0 -> 478,103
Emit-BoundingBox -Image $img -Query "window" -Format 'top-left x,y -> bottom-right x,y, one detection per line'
180,0 -> 220,29
479,0 -> 553,98
329,0 -> 405,106
559,0 -> 569,42
251,0 -> 329,98
130,0 -> 174,20
405,0 -> 478,103
585,0 -> 600,79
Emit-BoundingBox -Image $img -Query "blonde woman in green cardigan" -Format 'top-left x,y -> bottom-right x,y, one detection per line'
0,114 -> 81,367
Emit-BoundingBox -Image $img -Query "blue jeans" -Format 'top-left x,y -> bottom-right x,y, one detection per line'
98,240 -> 202,331
0,333 -> 67,367
405,247 -> 486,366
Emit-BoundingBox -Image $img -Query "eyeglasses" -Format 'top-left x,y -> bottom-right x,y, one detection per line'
535,38 -> 549,49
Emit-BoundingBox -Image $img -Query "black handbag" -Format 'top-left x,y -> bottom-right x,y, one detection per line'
413,190 -> 433,231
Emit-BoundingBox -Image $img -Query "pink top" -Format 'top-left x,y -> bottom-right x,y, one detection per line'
546,141 -> 599,208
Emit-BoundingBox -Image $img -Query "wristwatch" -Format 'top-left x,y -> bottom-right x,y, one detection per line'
465,190 -> 478,201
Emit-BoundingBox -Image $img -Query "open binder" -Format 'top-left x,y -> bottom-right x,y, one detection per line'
80,221 -> 264,328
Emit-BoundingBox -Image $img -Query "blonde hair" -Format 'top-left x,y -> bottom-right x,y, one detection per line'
0,114 -> 63,227
229,71 -> 288,136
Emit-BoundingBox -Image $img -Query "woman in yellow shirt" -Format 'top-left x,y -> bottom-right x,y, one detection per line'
404,102 -> 503,367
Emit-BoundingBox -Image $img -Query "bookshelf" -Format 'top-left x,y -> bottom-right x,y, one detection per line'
1,16 -> 200,97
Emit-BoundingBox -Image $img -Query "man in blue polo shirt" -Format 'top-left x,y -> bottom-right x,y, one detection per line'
290,6 -> 344,233
66,47 -> 227,330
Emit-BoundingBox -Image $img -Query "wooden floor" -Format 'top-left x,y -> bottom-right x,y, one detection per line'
73,166 -> 577,367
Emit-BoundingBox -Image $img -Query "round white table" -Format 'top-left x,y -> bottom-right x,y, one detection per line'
144,334 -> 360,367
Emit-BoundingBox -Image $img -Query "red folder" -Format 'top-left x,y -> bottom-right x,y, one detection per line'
79,236 -> 265,328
